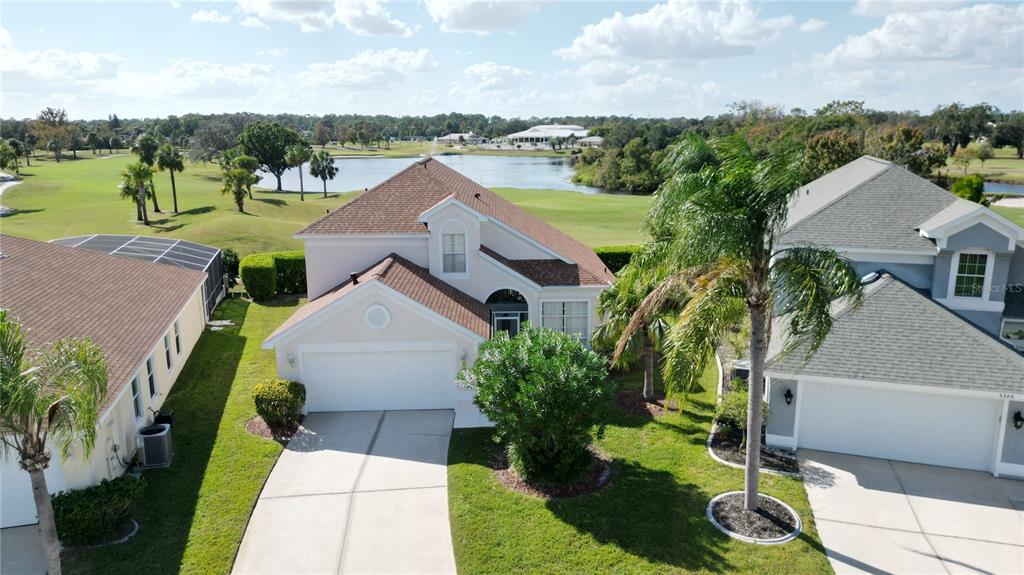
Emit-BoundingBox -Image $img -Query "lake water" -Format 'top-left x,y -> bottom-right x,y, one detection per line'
260,154 -> 602,194
984,181 -> 1024,196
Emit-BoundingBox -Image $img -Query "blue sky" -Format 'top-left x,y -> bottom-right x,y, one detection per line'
2,0 -> 1021,120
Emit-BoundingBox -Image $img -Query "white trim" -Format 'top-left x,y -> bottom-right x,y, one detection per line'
832,247 -> 935,264
933,297 -> 1004,313
763,372 -> 1018,401
993,399 -> 1010,477
999,318 -> 1024,350
539,298 -> 591,344
298,341 -> 458,354
478,252 -> 542,290
922,209 -> 1024,250
945,248 -> 995,304
706,492 -> 802,545
417,196 -> 487,223
295,233 -> 431,240
439,219 -> 469,278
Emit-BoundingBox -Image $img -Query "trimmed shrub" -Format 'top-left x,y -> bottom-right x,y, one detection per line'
460,326 -> 611,483
594,245 -> 641,274
239,253 -> 276,301
253,379 -> 306,429
221,247 -> 240,287
272,251 -> 307,294
715,390 -> 770,447
51,474 -> 145,546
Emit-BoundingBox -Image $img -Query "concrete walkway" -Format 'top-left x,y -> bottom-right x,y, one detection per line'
0,524 -> 46,574
800,450 -> 1024,575
233,410 -> 457,575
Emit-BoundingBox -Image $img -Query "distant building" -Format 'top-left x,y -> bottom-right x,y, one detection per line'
506,124 -> 588,145
578,135 -> 604,148
435,132 -> 482,145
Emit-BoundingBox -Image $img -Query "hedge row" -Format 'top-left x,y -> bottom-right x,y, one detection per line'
239,251 -> 307,301
594,245 -> 641,274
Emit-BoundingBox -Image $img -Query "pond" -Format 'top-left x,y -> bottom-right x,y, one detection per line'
984,181 -> 1024,196
259,154 -> 602,195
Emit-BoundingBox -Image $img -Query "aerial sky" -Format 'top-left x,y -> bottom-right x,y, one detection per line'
2,0 -> 1021,121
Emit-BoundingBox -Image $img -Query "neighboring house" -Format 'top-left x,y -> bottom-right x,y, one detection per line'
435,132 -> 482,145
763,156 -> 1024,478
577,136 -> 605,148
263,159 -> 614,427
505,124 -> 588,145
0,235 -> 210,528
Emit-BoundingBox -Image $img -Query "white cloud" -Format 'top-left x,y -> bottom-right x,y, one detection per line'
85,59 -> 276,99
425,0 -> 537,34
236,0 -> 334,32
258,47 -> 288,56
170,0 -> 182,8
816,3 -> 1024,70
336,0 -> 413,36
454,49 -> 473,56
556,0 -> 793,61
799,18 -> 827,33
240,16 -> 268,28
463,61 -> 531,91
294,49 -> 435,89
850,0 -> 963,17
191,9 -> 232,24
0,27 -> 122,82
575,61 -> 642,87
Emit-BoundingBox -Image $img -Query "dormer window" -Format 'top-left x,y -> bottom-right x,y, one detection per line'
442,233 -> 466,274
950,250 -> 992,299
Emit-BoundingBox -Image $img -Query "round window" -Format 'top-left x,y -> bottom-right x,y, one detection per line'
364,304 -> 391,330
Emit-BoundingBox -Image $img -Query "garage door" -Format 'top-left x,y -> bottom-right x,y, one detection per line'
1,453 -> 66,528
302,348 -> 455,412
798,381 -> 1000,471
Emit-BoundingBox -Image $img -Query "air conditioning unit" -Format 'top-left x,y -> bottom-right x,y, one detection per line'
138,423 -> 172,467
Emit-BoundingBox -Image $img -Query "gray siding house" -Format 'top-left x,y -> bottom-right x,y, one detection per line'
763,156 -> 1024,478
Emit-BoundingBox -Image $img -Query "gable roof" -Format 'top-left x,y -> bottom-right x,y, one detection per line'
0,234 -> 207,412
767,273 -> 1024,394
479,246 -> 606,287
264,253 -> 491,345
297,158 -> 614,284
781,156 -> 957,252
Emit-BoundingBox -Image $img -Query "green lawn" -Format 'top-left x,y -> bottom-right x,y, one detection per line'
63,296 -> 302,575
942,146 -> 1024,184
993,206 -> 1024,227
448,366 -> 831,575
0,154 -> 648,255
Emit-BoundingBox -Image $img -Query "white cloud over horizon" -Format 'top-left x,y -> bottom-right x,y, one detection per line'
294,48 -> 435,89
191,9 -> 231,24
425,0 -> 537,34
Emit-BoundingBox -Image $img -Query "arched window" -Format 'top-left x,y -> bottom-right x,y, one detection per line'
486,289 -> 528,337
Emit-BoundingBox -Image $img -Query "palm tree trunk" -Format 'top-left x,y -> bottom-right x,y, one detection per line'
139,184 -> 150,225
744,303 -> 768,511
30,469 -> 62,575
323,179 -> 327,199
149,175 -> 161,212
298,167 -> 305,197
170,169 -> 179,213
642,332 -> 655,400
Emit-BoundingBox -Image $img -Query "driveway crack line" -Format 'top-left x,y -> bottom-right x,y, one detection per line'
336,411 -> 387,574
888,459 -> 952,575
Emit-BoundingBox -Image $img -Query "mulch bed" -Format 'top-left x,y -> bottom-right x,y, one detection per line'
615,389 -> 677,418
245,415 -> 302,445
493,450 -> 613,499
711,493 -> 799,540
709,428 -> 800,474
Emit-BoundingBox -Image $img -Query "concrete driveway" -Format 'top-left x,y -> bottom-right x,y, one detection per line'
800,450 -> 1024,575
233,410 -> 457,575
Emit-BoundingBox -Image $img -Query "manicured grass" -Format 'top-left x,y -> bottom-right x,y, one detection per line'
448,366 -> 831,574
63,296 -> 303,575
1,155 -> 648,254
941,147 -> 1024,184
993,206 -> 1024,227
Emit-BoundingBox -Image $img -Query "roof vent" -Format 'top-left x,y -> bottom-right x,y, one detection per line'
860,272 -> 880,284
474,192 -> 481,199
350,272 -> 359,285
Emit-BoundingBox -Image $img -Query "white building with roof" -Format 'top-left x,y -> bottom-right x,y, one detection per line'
505,124 -> 588,145
435,132 -> 482,145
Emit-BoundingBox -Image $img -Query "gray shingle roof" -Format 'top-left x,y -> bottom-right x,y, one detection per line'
767,273 -> 1024,394
781,157 -> 956,251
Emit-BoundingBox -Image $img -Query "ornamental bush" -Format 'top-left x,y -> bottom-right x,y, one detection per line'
253,379 -> 306,429
594,245 -> 641,274
460,325 -> 611,483
273,251 -> 307,294
715,390 -> 769,447
51,474 -> 145,546
239,253 -> 276,301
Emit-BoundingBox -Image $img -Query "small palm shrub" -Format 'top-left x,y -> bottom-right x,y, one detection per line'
460,325 -> 611,483
253,379 -> 306,429
51,475 -> 145,546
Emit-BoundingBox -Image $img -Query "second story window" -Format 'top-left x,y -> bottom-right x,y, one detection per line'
442,233 -> 466,273
953,252 -> 988,298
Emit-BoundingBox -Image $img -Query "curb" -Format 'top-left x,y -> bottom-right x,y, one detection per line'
706,491 -> 802,545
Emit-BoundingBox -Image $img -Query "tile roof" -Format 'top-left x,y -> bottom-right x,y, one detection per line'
265,253 -> 491,344
781,156 -> 956,251
0,234 -> 207,412
479,246 -> 606,286
767,273 -> 1024,394
297,158 -> 614,285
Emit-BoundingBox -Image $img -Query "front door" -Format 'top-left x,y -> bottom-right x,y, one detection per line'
494,316 -> 520,337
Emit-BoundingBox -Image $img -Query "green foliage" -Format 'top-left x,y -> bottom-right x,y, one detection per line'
993,114 -> 1024,159
865,123 -> 944,176
253,379 -> 306,429
221,248 -> 240,287
51,475 -> 145,546
239,253 -> 277,301
459,326 -> 611,483
238,121 -> 302,189
952,174 -> 986,204
308,149 -> 338,196
804,128 -> 863,181
967,141 -> 994,167
0,140 -> 17,171
272,251 -> 307,294
593,245 -> 641,273
715,390 -> 769,445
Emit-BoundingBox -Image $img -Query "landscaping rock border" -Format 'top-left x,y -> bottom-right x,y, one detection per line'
706,492 -> 801,545
493,449 -> 613,499
75,519 -> 140,549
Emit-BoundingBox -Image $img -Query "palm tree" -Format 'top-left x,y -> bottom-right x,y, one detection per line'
156,143 -> 185,213
131,134 -> 162,212
119,161 -> 153,225
285,143 -> 313,202
593,262 -> 682,400
222,166 -> 256,213
614,135 -> 864,511
232,155 -> 260,200
0,310 -> 108,575
308,149 -> 338,198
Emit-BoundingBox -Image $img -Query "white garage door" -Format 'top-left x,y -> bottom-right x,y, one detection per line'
1,453 -> 66,528
798,381 -> 1000,471
302,348 -> 455,412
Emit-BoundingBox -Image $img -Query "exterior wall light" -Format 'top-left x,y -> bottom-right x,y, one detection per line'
287,352 -> 295,367
784,388 -> 794,406
1014,411 -> 1023,430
